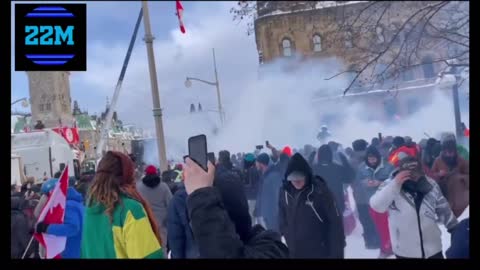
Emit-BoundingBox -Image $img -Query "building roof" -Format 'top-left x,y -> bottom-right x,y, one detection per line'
75,114 -> 96,130
256,1 -> 367,20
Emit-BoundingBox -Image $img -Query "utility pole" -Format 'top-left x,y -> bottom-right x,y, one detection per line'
142,1 -> 168,172
212,48 -> 225,125
451,70 -> 463,139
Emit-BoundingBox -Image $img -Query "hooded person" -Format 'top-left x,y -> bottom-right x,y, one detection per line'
279,153 -> 344,258
370,150 -> 458,259
313,145 -> 354,215
421,138 -> 441,177
136,165 -> 173,246
356,146 -> 395,258
182,158 -> 289,258
35,187 -> 85,258
431,140 -> 469,217
255,153 -> 283,232
350,139 -> 380,249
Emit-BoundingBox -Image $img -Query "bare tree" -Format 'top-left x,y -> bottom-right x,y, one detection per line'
231,1 -> 469,94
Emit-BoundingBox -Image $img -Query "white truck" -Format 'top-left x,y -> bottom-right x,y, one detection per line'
11,130 -> 81,181
11,154 -> 26,186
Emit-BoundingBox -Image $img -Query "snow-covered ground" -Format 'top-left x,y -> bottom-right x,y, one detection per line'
263,187 -> 469,259
344,188 -> 469,258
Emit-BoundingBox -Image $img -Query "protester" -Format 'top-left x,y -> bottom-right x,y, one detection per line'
82,151 -> 164,258
35,187 -> 85,258
167,181 -> 199,258
243,153 -> 260,201
356,146 -> 394,258
421,138 -> 442,178
254,153 -> 283,232
446,218 -> 469,259
370,150 -> 458,259
217,150 -> 243,183
11,196 -> 31,259
183,157 -> 289,258
431,139 -> 469,217
279,153 -> 344,258
137,165 -> 173,246
317,125 -> 331,144
350,139 -> 380,249
313,144 -> 354,215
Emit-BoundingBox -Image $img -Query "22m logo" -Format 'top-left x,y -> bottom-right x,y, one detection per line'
15,4 -> 86,71
25,25 -> 74,46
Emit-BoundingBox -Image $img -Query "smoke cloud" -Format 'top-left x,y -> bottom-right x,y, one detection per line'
142,55 -> 465,166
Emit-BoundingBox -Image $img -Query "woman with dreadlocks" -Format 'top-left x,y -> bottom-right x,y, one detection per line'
81,151 -> 164,258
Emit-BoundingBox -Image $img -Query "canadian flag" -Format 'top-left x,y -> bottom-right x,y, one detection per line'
34,166 -> 69,259
176,1 -> 186,34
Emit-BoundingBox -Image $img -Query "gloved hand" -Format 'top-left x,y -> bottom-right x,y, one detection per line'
36,222 -> 49,234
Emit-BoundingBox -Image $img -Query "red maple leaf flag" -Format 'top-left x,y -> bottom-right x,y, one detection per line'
176,1 -> 186,34
34,166 -> 69,259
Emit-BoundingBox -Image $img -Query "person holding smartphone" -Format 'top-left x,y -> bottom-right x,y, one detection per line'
370,151 -> 458,259
182,158 -> 288,258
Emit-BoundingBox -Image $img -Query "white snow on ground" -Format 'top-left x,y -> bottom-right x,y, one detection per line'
247,189 -> 468,259
345,188 -> 469,258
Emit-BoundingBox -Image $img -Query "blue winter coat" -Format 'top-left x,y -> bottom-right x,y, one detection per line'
259,166 -> 283,232
46,187 -> 84,259
167,184 -> 199,258
356,160 -> 394,200
446,218 -> 469,258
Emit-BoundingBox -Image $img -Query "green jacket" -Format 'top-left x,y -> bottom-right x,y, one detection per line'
81,195 -> 164,259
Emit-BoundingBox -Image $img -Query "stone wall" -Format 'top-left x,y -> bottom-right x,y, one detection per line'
27,71 -> 73,128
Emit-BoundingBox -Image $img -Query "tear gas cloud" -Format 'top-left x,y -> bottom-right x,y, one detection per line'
142,56 -> 467,166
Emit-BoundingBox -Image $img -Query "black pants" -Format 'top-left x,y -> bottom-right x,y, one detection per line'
396,252 -> 444,259
357,204 -> 379,245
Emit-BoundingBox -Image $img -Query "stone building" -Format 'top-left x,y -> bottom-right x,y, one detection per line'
253,1 -> 459,122
27,71 -> 74,128
16,71 -> 141,159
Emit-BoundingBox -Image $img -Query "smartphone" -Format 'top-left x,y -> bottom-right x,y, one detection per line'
188,135 -> 208,172
207,152 -> 216,165
256,145 -> 264,150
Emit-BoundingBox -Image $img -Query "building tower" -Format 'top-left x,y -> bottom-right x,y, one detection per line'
27,71 -> 74,128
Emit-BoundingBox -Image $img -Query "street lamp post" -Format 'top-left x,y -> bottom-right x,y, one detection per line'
184,48 -> 225,126
142,1 -> 168,172
11,97 -> 29,107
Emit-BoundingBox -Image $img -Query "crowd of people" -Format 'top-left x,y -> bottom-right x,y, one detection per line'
11,132 -> 469,259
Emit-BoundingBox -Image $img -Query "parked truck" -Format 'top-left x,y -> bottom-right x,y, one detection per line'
11,130 -> 81,181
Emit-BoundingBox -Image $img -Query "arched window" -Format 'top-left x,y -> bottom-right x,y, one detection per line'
282,38 -> 292,57
422,56 -> 435,78
376,26 -> 385,44
313,34 -> 322,52
345,31 -> 353,48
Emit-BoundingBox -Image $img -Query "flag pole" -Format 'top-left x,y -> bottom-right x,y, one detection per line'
21,235 -> 35,259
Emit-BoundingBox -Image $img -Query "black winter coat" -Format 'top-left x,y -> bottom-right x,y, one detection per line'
11,197 -> 31,259
187,187 -> 289,258
279,153 -> 345,258
313,145 -> 354,214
